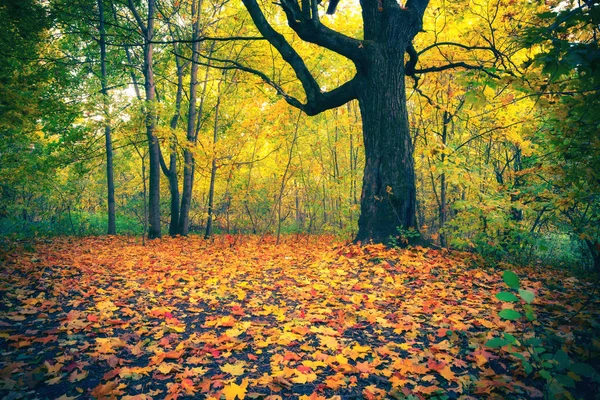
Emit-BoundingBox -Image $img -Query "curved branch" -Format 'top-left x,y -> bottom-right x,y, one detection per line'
176,50 -> 358,115
417,41 -> 499,56
241,0 -> 359,114
416,62 -> 501,78
243,0 -> 321,104
278,0 -> 363,61
147,36 -> 266,45
405,43 -> 418,76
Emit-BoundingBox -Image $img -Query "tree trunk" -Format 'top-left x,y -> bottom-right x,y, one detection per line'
164,30 -> 184,237
355,47 -> 417,244
439,110 -> 450,247
135,0 -> 161,239
204,96 -> 220,239
179,0 -> 202,236
97,0 -> 116,235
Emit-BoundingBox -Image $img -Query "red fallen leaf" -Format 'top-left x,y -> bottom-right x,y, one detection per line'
164,350 -> 183,359
106,355 -> 120,368
91,380 -> 120,398
231,305 -> 245,316
413,385 -> 443,395
181,378 -> 196,395
87,314 -> 99,322
436,327 -> 448,337
283,351 -> 301,361
247,354 -> 258,361
153,373 -> 173,380
297,365 -> 312,374
103,368 -> 121,381
35,335 -> 58,344
427,358 -> 446,372
199,378 -> 212,393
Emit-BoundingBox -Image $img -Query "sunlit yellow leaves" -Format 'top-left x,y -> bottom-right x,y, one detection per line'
346,343 -> 371,360
225,321 -> 252,338
222,378 -> 249,400
301,359 -> 327,370
156,363 -> 180,374
205,315 -> 236,328
96,300 -> 119,312
220,361 -> 247,376
391,358 -> 429,375
95,337 -> 127,354
325,373 -> 347,390
317,334 -> 339,351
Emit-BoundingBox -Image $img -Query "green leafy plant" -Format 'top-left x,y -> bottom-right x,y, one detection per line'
389,226 -> 421,248
487,270 -> 600,397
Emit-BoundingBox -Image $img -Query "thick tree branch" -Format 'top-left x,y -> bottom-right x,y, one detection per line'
243,0 -> 321,104
406,0 -> 430,21
277,0 -> 363,61
241,0 -> 358,114
175,50 -> 358,115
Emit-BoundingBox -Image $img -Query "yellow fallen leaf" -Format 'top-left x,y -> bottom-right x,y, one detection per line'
220,361 -> 246,376
222,378 -> 248,400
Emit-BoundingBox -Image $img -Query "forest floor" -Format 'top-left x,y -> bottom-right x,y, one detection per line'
0,236 -> 599,400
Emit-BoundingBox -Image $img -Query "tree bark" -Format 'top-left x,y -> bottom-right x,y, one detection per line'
97,0 -> 116,235
354,47 -> 417,243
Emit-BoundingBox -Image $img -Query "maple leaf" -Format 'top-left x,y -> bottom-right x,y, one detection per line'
318,334 -> 339,350
220,361 -> 246,376
181,378 -> 196,395
222,378 -> 249,400
44,361 -> 63,375
69,369 -> 88,382
325,373 -> 347,390
439,366 -> 456,381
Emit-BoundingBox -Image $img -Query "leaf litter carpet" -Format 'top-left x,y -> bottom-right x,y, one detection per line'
0,236 -> 598,399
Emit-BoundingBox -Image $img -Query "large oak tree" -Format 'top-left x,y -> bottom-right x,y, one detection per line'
242,0 -> 429,243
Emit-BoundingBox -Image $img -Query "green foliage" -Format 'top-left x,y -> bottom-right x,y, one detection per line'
487,270 -> 600,397
389,227 -> 421,248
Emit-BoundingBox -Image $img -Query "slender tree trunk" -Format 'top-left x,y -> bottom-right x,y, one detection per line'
179,0 -> 202,235
276,112 -> 301,245
131,0 -> 161,239
204,96 -> 220,239
355,47 -> 417,244
439,111 -> 449,247
165,39 -> 184,236
97,0 -> 116,235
